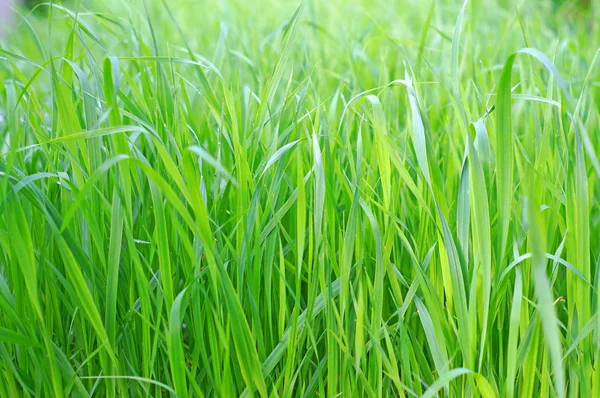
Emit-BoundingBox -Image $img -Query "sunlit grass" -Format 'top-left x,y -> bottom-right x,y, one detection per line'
1,0 -> 599,396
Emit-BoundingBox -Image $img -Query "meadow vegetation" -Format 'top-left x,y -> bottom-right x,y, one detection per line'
0,0 -> 599,396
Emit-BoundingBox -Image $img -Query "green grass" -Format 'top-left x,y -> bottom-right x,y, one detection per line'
0,0 -> 599,396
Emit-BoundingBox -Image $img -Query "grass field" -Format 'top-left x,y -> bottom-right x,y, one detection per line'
1,0 -> 599,396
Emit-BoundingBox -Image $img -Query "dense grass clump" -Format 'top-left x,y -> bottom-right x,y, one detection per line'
1,0 -> 599,396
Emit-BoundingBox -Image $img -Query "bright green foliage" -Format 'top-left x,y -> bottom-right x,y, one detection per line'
1,0 -> 599,396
